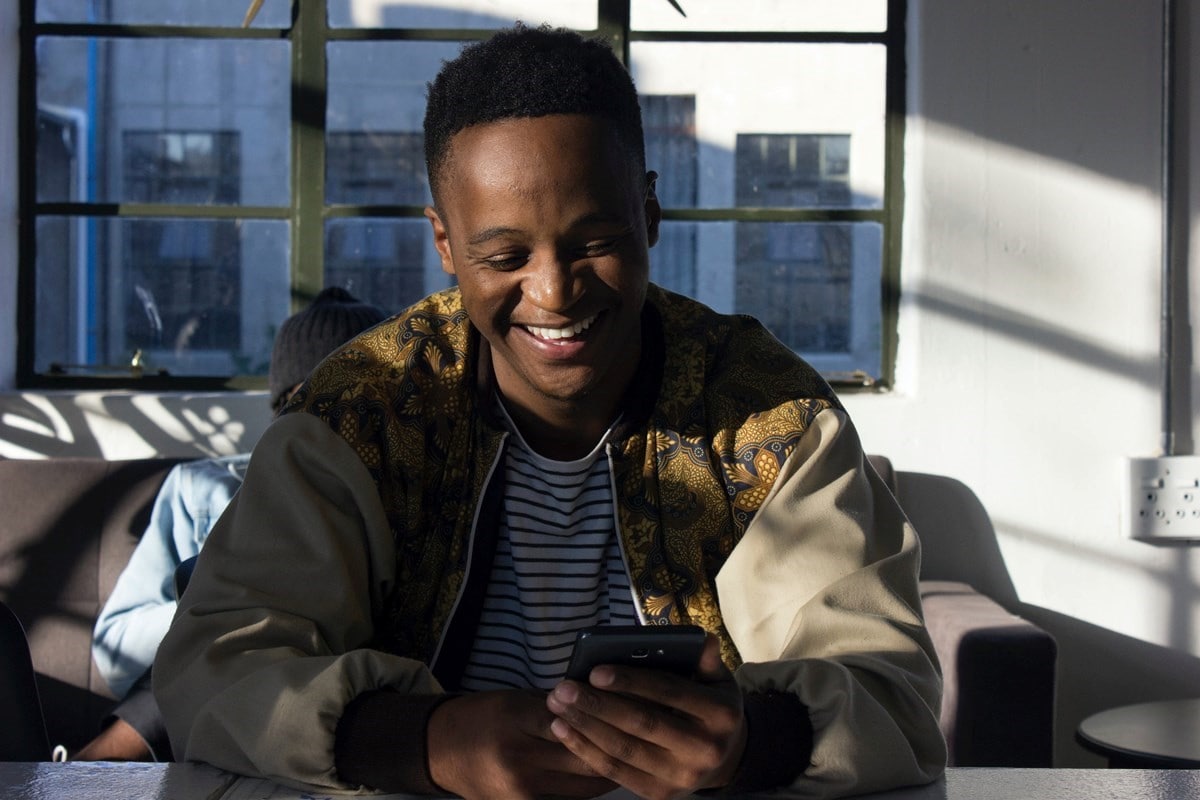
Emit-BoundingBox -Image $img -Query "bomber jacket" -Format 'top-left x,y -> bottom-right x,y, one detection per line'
154,285 -> 946,798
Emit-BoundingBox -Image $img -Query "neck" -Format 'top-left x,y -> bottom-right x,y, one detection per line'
499,395 -> 617,461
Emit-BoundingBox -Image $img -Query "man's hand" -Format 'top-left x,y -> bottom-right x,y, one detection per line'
545,633 -> 747,800
426,688 -> 618,800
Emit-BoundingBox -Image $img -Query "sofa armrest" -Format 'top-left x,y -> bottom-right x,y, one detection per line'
920,580 -> 1057,767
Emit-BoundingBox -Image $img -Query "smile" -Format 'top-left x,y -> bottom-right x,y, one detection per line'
524,313 -> 598,343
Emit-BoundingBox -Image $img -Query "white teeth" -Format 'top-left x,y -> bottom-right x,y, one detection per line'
527,314 -> 597,341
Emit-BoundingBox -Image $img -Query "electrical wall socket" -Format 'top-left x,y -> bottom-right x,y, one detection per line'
1124,456 -> 1200,543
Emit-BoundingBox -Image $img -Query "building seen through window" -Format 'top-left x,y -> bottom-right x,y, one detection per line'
22,0 -> 899,386
123,132 -> 242,370
736,134 -> 857,355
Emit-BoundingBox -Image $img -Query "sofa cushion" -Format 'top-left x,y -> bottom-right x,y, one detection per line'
0,458 -> 188,751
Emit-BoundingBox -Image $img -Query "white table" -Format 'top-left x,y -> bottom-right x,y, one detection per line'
2,762 -> 1200,800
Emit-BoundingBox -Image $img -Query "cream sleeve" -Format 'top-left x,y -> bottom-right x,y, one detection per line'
718,408 -> 947,799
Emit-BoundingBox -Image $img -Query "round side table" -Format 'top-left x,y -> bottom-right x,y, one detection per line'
1077,698 -> 1200,768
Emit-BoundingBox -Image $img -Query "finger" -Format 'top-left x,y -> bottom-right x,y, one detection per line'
548,679 -> 696,760
511,688 -> 575,744
695,633 -> 730,681
551,711 -> 720,800
549,712 -> 676,798
589,664 -> 740,724
513,728 -> 623,794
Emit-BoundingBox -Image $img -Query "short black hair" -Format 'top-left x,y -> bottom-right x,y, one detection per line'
423,24 -> 646,203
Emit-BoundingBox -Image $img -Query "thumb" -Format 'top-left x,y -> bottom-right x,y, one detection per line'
696,632 -> 732,682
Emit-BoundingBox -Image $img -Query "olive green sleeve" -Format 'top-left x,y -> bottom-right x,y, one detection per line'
153,413 -> 443,793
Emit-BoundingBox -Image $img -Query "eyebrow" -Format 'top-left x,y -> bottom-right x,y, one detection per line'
466,227 -> 523,247
466,213 -> 630,247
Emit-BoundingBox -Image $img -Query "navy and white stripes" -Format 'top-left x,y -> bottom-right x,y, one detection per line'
458,406 -> 638,691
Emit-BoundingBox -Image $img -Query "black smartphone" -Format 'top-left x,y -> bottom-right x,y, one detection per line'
564,624 -> 707,681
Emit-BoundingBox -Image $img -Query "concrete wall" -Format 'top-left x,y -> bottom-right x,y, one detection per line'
3,0 -> 1200,766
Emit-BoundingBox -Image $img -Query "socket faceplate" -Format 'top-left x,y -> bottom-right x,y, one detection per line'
1125,456 -> 1200,543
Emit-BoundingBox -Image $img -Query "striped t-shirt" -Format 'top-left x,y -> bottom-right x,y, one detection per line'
458,405 -> 639,691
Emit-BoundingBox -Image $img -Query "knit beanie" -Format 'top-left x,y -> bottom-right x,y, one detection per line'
268,287 -> 388,410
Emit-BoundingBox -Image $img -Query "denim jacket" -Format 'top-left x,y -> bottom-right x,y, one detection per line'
92,454 -> 249,698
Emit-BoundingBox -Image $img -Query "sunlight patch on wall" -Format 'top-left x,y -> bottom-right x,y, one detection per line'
75,392 -> 157,459
913,119 -> 1161,360
179,405 -> 245,457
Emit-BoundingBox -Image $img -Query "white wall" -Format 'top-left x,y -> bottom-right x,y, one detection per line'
3,0 -> 1200,766
843,0 -> 1200,765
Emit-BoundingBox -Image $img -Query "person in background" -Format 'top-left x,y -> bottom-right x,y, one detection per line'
78,287 -> 388,762
155,25 -> 946,800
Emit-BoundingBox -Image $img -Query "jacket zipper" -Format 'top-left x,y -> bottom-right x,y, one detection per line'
606,441 -> 647,626
428,431 -> 508,671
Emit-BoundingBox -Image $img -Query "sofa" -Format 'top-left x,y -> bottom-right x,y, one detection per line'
0,455 -> 1056,765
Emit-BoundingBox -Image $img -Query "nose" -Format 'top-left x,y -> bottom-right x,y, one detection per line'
523,250 -> 580,312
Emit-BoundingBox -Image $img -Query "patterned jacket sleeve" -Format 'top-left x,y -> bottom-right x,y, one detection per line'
717,408 -> 947,799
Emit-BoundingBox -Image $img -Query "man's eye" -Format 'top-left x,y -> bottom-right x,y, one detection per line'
483,254 -> 528,270
578,238 -> 621,258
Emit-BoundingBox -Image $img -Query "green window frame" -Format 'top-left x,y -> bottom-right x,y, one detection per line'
17,0 -> 906,390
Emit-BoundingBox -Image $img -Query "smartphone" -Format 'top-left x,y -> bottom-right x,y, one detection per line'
564,624 -> 706,681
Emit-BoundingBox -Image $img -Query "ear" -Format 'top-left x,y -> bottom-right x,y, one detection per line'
425,206 -> 456,276
643,171 -> 662,248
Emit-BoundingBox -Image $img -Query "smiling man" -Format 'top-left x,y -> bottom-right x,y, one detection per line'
154,25 -> 945,800
425,112 -> 652,460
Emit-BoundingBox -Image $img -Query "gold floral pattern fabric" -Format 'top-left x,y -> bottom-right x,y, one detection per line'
610,287 -> 837,668
285,285 -> 837,673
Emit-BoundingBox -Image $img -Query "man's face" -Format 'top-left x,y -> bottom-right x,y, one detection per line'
425,113 -> 660,427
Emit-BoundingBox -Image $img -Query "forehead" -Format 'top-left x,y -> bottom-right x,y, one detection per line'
435,114 -> 637,200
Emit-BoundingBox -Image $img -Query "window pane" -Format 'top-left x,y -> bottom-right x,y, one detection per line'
36,37 -> 290,205
327,41 -> 456,206
327,132 -> 428,206
643,95 -> 698,209
631,42 -> 885,209
34,217 -> 291,377
736,133 -> 850,208
650,221 -> 700,299
329,0 -> 595,29
324,219 -> 451,313
35,0 -> 290,27
735,222 -> 881,375
650,220 -> 881,376
123,131 -> 242,204
632,1 -> 887,32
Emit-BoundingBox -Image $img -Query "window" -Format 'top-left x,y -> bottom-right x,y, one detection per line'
734,134 -> 881,370
19,0 -> 904,389
325,132 -> 428,310
123,132 -> 242,372
643,95 -> 699,298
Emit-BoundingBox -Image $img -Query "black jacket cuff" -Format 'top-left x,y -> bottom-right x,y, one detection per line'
713,690 -> 813,795
334,690 -> 459,794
